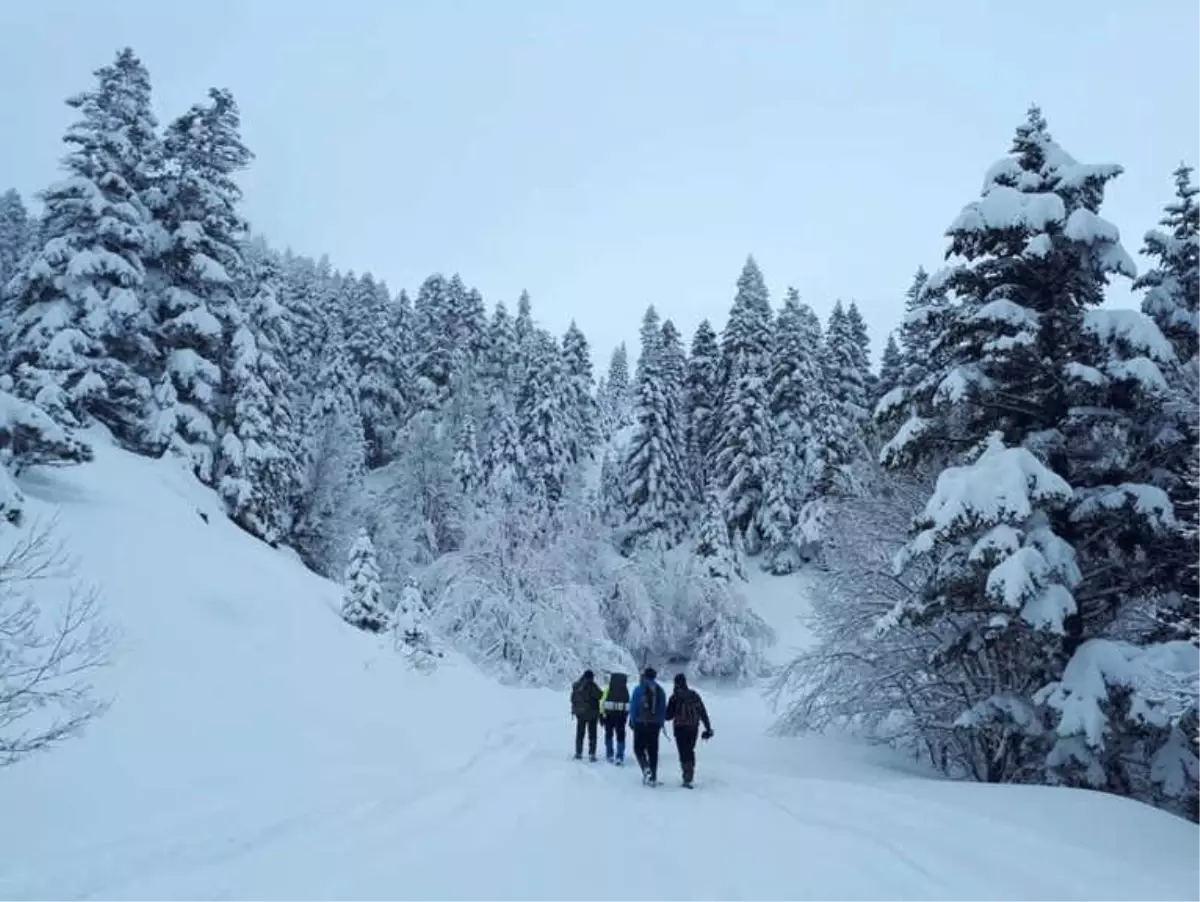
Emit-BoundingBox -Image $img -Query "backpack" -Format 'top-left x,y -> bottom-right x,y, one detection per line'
637,681 -> 660,723
603,673 -> 630,715
672,689 -> 702,727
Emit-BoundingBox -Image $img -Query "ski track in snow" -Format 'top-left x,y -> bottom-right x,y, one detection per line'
0,437 -> 1196,901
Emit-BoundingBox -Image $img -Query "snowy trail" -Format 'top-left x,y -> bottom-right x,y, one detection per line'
0,441 -> 1196,900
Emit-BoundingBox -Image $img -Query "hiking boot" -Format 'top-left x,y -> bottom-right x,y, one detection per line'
589,754 -> 597,762
573,752 -> 582,760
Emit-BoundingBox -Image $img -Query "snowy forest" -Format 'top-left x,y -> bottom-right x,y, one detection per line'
0,50 -> 1196,820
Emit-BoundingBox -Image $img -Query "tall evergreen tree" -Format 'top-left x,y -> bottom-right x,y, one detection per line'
598,342 -> 632,437
151,87 -> 252,481
877,333 -> 903,405
879,106 -> 1185,798
345,273 -> 404,467
712,257 -> 773,547
820,300 -> 871,488
293,325 -> 365,578
844,301 -> 876,402
683,319 -> 721,498
720,255 -> 772,367
6,49 -> 162,442
659,318 -> 688,488
621,306 -> 689,552
214,248 -> 301,544
0,189 -> 31,294
561,321 -> 599,463
757,288 -> 827,570
411,273 -> 455,411
1136,164 -> 1199,371
516,331 -> 571,509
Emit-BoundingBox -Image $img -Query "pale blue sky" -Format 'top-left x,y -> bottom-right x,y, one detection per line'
2,0 -> 1196,369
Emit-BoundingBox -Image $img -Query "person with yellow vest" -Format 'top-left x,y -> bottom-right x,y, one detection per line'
598,671 -> 630,764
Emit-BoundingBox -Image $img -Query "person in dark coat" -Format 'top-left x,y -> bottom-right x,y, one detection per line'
627,667 -> 667,785
599,671 -> 630,763
665,673 -> 713,787
570,669 -> 603,760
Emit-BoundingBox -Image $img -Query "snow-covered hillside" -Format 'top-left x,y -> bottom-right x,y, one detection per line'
0,441 -> 1196,901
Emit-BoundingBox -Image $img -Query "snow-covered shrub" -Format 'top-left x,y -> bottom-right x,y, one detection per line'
770,467 -> 944,758
391,578 -> 441,671
422,488 -> 633,686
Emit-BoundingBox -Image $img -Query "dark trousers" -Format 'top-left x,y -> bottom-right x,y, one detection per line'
632,723 -> 660,779
603,716 -> 626,760
574,716 -> 598,757
674,725 -> 699,783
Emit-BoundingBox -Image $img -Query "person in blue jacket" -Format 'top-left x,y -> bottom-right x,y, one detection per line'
627,667 -> 667,785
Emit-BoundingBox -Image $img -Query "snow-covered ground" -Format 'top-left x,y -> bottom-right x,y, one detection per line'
0,439 -> 1197,901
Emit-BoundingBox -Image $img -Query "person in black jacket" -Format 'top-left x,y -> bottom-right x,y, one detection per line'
570,669 -> 603,760
665,673 -> 713,787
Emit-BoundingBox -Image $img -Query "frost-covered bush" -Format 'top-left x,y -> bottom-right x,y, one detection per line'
422,489 -> 633,686
391,579 -> 442,671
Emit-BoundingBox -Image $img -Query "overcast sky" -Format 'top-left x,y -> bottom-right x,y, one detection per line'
2,0 -> 1196,370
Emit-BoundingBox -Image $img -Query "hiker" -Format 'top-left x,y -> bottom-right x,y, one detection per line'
599,671 -> 630,764
627,667 -> 667,785
570,669 -> 603,760
666,673 -> 714,788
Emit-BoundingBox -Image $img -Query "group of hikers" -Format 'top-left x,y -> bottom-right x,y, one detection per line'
570,667 -> 714,788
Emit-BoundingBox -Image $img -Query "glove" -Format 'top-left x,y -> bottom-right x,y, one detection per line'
701,729 -> 713,741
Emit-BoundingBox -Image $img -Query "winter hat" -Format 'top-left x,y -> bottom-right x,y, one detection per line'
674,673 -> 687,688
583,669 -> 595,681
643,667 -> 657,680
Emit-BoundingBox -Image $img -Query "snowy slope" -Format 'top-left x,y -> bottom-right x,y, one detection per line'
0,439 -> 1197,901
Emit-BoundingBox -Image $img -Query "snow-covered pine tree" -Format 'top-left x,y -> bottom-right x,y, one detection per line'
720,255 -> 772,372
481,301 -> 518,396
820,300 -> 871,490
659,318 -> 688,495
621,305 -> 689,553
342,527 -> 388,632
683,319 -> 720,498
1136,164 -> 1199,371
482,389 -> 523,500
878,106 -> 1190,802
278,253 -> 336,414
597,342 -> 632,438
877,333 -> 903,404
452,411 -> 482,496
292,325 -> 366,577
561,321 -> 599,464
411,273 -> 455,412
1133,168 -> 1200,640
686,489 -> 771,679
516,330 -> 571,511
151,88 -> 253,481
446,274 -> 487,374
345,273 -> 404,468
5,49 -> 162,442
0,189 -> 31,293
757,288 -> 826,571
712,257 -> 773,549
845,301 -> 877,405
214,248 -> 301,544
